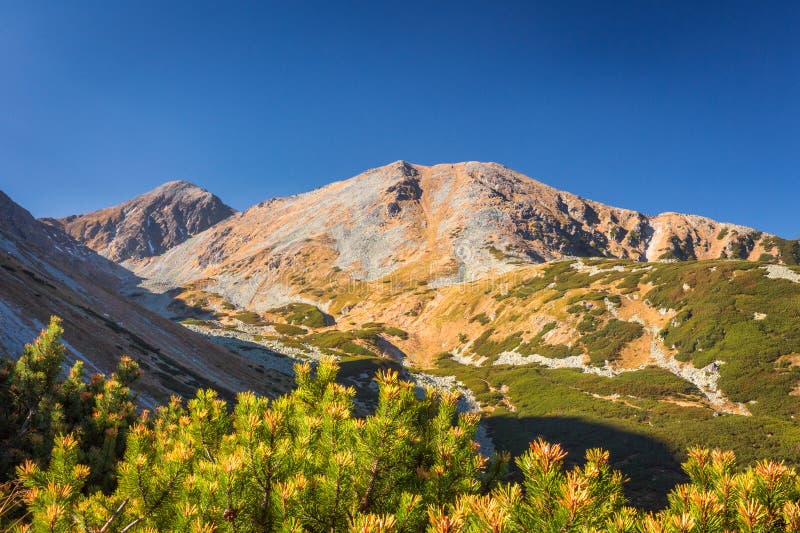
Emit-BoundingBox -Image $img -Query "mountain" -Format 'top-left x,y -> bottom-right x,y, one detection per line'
18,161 -> 800,505
52,160 -> 795,507
46,180 -> 235,263
125,161 -> 787,312
0,190 -> 279,405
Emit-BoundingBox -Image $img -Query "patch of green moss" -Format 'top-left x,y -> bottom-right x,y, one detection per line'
488,245 -> 507,261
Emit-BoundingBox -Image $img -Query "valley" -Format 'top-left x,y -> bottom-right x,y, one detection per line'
2,161 -> 800,507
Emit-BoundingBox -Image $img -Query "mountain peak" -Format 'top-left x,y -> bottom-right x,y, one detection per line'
153,179 -> 203,193
53,180 -> 236,262
124,162 -> 787,315
0,190 -> 41,242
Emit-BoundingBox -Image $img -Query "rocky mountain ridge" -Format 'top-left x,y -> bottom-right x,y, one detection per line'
111,161 -> 786,313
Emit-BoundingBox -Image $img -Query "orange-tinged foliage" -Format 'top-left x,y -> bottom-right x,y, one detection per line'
3,320 -> 800,532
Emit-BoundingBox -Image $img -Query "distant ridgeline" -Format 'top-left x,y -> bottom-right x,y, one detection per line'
2,319 -> 800,532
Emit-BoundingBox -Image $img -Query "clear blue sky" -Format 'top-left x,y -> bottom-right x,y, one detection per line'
1,1 -> 798,237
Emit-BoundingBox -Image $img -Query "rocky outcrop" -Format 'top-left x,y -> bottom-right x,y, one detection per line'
47,180 -> 235,263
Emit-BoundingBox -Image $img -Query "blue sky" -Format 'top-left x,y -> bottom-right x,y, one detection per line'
1,1 -> 798,237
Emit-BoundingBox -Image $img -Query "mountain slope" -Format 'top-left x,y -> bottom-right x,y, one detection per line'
47,180 -> 235,263
13,162 -> 800,506
169,255 -> 800,507
129,161 -> 781,312
0,190 -> 280,405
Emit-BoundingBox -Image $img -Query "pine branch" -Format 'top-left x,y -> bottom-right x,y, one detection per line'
98,498 -> 129,533
118,516 -> 143,533
16,408 -> 34,438
358,458 -> 380,512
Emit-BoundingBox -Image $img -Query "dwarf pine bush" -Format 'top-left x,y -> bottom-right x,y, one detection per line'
3,318 -> 800,531
0,317 -> 140,491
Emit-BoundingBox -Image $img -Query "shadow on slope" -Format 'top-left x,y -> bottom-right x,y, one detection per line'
487,414 -> 685,510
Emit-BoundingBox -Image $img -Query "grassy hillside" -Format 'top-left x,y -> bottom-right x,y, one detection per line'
168,258 -> 800,506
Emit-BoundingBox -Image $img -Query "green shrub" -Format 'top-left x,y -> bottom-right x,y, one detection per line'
384,327 -> 408,340
273,323 -> 307,336
762,236 -> 800,265
642,261 -> 800,417
470,313 -> 490,325
0,317 -> 139,491
270,303 -> 330,328
471,329 -> 522,359
577,314 -> 599,333
303,329 -> 383,356
582,319 -> 644,365
234,311 -> 265,325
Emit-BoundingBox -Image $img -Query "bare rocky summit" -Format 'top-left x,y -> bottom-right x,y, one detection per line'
47,180 -> 235,263
126,161 -> 777,309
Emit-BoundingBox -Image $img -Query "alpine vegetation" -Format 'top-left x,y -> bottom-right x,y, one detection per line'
2,320 -> 800,532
